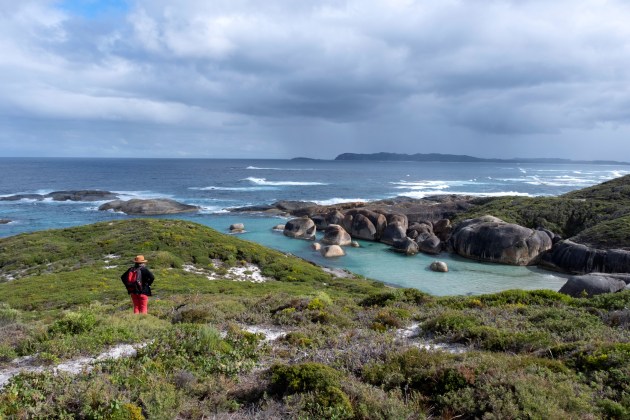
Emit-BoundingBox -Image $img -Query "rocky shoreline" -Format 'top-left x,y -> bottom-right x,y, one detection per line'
230,177 -> 630,297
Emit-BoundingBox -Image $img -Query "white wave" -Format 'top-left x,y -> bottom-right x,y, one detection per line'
610,170 -> 629,178
391,179 -> 480,191
246,166 -> 316,171
398,190 -> 534,199
243,177 -> 327,186
190,186 -> 278,191
313,198 -> 369,205
519,168 -> 527,174
198,206 -> 230,214
114,190 -> 175,200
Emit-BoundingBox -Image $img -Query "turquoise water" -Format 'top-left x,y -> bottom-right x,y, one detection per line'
181,213 -> 569,296
1,157 -> 607,296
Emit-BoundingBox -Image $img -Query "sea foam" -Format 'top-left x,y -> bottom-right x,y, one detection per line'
243,177 -> 327,186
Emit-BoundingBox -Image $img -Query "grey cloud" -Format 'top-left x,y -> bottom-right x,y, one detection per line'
1,0 -> 630,159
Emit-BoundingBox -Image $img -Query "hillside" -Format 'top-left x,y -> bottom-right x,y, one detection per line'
2,219 -> 630,418
453,174 -> 630,249
334,152 -> 630,165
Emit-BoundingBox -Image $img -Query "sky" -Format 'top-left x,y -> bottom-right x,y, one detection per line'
1,0 -> 630,160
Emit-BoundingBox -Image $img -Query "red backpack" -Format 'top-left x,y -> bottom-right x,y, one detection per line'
124,267 -> 142,293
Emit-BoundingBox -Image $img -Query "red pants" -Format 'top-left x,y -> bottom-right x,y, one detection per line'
131,294 -> 148,314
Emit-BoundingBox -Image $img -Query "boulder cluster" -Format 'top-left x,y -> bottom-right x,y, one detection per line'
280,208 -> 559,269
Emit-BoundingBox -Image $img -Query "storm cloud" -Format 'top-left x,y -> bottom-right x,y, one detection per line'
1,0 -> 630,159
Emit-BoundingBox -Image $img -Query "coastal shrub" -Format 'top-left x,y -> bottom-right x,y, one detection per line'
173,307 -> 213,324
362,348 -> 595,418
284,331 -> 314,348
476,289 -> 572,307
424,311 -> 481,335
48,311 -> 98,336
585,289 -> 630,310
307,291 -> 333,310
455,195 -> 626,238
270,362 -> 353,418
370,308 -> 410,331
145,250 -> 183,269
359,291 -> 398,307
136,323 -> 261,377
342,380 -> 419,420
0,304 -> 19,327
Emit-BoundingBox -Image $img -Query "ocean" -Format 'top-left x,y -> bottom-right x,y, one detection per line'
1,157 -> 628,295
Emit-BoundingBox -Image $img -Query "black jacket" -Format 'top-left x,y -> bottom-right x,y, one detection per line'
121,265 -> 155,296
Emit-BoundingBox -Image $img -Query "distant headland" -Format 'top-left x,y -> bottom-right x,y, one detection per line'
332,152 -> 630,165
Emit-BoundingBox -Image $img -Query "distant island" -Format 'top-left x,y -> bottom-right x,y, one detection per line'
334,152 -> 630,165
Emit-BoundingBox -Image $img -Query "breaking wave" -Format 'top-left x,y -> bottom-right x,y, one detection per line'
243,177 -> 327,186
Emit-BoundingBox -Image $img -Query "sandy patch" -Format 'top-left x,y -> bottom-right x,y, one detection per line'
396,322 -> 467,354
183,260 -> 270,283
0,343 -> 147,389
241,325 -> 289,341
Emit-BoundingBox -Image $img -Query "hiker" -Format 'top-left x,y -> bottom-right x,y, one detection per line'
121,255 -> 155,314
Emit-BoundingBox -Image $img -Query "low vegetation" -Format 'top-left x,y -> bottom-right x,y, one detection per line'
454,174 -> 630,249
1,219 -> 630,418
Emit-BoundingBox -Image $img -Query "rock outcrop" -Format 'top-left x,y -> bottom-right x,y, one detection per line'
1,190 -> 118,202
320,245 -> 346,258
558,273 -> 629,297
380,223 -> 407,245
450,215 -> 553,265
0,219 -> 11,224
417,232 -> 442,255
98,199 -> 199,215
433,219 -> 453,242
391,238 -> 419,256
343,213 -> 377,241
321,224 -> 352,246
540,240 -> 630,274
283,217 -> 316,240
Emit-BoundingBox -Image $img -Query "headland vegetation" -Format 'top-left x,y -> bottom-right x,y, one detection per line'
1,207 -> 630,417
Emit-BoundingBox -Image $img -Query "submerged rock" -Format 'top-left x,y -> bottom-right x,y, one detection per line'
48,190 -> 118,201
0,194 -> 45,201
1,190 -> 118,202
320,245 -> 346,258
558,273 -> 628,297
450,215 -> 552,266
98,199 -> 199,215
283,217 -> 316,240
430,261 -> 449,272
272,224 -> 286,231
311,242 -> 322,251
229,223 -> 245,233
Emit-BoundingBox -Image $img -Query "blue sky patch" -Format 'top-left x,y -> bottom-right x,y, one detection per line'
57,0 -> 130,18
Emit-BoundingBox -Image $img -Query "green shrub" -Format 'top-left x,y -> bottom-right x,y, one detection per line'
424,311 -> 481,335
284,332 -> 313,348
48,311 -> 98,336
0,304 -> 19,327
270,362 -> 353,418
175,307 -> 213,324
359,291 -> 397,307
